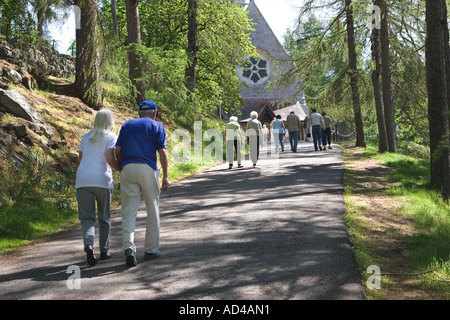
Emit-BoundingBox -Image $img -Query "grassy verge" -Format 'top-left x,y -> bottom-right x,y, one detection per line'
343,138 -> 450,299
0,150 -> 79,255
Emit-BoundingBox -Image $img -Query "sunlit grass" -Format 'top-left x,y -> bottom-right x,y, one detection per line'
344,138 -> 449,298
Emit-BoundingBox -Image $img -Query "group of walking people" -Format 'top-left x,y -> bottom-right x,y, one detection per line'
78,103 -> 335,267
271,108 -> 335,153
225,108 -> 336,168
75,100 -> 169,268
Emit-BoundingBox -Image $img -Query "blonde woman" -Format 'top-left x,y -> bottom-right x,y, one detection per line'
75,109 -> 119,266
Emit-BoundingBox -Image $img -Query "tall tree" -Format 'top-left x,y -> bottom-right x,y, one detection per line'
75,0 -> 102,110
370,17 -> 388,153
185,0 -> 198,94
111,0 -> 119,36
378,0 -> 396,152
345,0 -> 366,147
125,0 -> 146,104
425,0 -> 450,199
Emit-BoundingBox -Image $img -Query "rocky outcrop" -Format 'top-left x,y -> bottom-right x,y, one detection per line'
0,59 -> 37,90
0,88 -> 44,124
0,39 -> 75,79
0,40 -> 73,142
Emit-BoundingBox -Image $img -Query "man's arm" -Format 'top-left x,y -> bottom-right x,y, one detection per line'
106,148 -> 120,171
158,147 -> 169,191
114,145 -> 122,167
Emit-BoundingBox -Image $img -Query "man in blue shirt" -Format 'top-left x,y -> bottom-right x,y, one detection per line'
115,100 -> 169,267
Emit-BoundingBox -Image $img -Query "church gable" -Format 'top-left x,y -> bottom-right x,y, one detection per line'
245,1 -> 290,61
236,0 -> 306,119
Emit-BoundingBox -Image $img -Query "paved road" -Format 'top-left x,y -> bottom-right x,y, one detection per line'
0,141 -> 365,300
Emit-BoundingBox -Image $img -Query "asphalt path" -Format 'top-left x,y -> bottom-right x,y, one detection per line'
0,141 -> 365,301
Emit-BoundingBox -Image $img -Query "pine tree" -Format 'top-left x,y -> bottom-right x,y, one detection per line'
185,0 -> 198,94
425,0 -> 450,199
74,0 -> 102,110
345,0 -> 366,147
125,0 -> 146,104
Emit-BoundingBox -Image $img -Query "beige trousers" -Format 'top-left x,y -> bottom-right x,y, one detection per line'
120,163 -> 161,254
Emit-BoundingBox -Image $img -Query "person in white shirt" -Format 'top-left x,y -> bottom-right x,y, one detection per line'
308,108 -> 325,151
75,109 -> 118,266
247,111 -> 263,167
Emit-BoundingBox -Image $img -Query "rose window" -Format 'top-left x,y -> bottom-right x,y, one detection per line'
242,56 -> 268,84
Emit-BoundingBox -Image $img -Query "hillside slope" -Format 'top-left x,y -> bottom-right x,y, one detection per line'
0,73 -> 135,176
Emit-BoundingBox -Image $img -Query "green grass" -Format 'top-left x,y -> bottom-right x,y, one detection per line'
0,201 -> 78,254
344,138 -> 450,298
364,140 -> 449,266
0,153 -> 79,255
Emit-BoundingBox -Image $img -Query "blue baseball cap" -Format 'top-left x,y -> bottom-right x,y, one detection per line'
139,100 -> 157,111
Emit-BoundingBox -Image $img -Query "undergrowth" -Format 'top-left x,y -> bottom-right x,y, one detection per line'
0,150 -> 78,254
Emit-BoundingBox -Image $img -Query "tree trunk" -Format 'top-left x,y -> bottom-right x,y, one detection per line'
74,0 -> 81,84
36,8 -> 45,38
425,0 -> 450,199
75,0 -> 102,110
185,0 -> 198,93
443,1 -> 450,200
125,0 -> 146,104
379,0 -> 396,152
111,0 -> 119,37
345,0 -> 366,147
371,25 -> 388,153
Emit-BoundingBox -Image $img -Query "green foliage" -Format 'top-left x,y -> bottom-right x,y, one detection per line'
135,44 -> 190,115
283,11 -> 355,122
0,0 -> 71,46
284,0 -> 430,144
99,0 -> 256,118
0,151 -> 78,254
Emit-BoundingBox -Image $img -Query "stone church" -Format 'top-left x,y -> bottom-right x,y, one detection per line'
235,0 -> 308,128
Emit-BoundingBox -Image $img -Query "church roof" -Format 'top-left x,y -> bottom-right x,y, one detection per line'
239,101 -> 308,124
272,101 -> 308,121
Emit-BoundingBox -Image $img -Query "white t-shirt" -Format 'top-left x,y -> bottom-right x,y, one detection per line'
75,130 -> 117,190
310,112 -> 323,126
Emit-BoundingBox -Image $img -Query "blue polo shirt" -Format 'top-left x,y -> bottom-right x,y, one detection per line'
116,117 -> 166,173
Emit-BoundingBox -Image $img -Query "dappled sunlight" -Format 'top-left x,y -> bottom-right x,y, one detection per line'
0,143 -> 364,300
